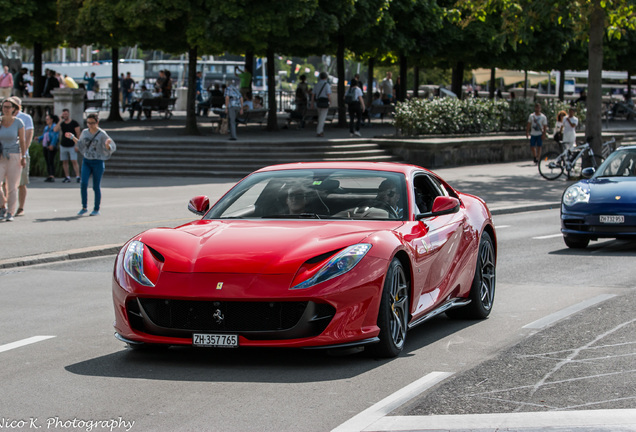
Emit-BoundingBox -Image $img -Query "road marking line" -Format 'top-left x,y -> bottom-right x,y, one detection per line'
365,409 -> 636,431
523,294 -> 617,329
494,225 -> 510,229
0,336 -> 56,354
533,233 -> 563,239
331,371 -> 453,432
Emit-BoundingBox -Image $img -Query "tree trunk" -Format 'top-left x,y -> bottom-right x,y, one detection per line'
523,70 -> 528,100
266,47 -> 278,131
413,65 -> 420,98
367,57 -> 375,107
107,47 -> 123,122
627,70 -> 632,100
245,50 -> 254,92
33,42 -> 44,97
586,0 -> 604,158
399,55 -> 407,102
489,68 -> 496,99
185,46 -> 200,135
558,67 -> 565,101
337,33 -> 346,128
451,62 -> 464,98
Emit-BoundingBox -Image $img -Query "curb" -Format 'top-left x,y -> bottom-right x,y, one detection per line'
0,244 -> 122,270
0,203 -> 561,270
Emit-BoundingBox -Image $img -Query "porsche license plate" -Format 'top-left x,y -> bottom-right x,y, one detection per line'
600,215 -> 624,224
193,333 -> 238,348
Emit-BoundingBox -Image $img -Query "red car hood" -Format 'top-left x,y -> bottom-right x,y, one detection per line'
137,219 -> 402,274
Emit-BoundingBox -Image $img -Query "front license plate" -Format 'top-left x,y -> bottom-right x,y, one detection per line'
193,333 -> 238,348
600,215 -> 624,224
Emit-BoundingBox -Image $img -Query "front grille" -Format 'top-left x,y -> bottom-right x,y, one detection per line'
563,219 -> 587,231
127,298 -> 335,340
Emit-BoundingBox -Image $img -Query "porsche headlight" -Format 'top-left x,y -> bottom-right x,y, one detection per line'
292,244 -> 372,290
123,241 -> 155,287
563,184 -> 590,206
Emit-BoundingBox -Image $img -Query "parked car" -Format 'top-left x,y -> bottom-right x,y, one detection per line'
561,145 -> 636,248
113,162 -> 497,358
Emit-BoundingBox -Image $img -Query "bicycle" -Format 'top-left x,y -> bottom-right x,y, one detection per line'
538,137 -> 616,180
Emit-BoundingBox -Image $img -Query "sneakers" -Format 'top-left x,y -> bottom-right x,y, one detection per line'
15,208 -> 23,217
62,177 -> 71,183
0,207 -> 5,218
5,213 -> 13,222
76,177 -> 81,183
354,131 -> 361,137
45,177 -> 55,183
77,208 -> 88,216
90,210 -> 100,216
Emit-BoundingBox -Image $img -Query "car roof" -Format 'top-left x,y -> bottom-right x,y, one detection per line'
254,161 -> 431,177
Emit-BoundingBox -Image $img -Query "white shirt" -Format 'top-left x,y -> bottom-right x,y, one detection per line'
563,115 -> 578,143
528,113 -> 547,136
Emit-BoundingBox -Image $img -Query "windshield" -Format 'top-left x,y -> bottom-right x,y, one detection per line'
595,149 -> 636,177
206,169 -> 408,220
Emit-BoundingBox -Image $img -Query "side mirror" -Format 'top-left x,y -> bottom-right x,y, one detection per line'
581,167 -> 595,179
188,196 -> 210,216
416,196 -> 460,220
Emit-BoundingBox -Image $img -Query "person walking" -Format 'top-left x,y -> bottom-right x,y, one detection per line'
346,80 -> 365,137
0,98 -> 26,222
526,102 -> 547,164
0,66 -> 14,99
8,97 -> 34,217
38,113 -> 60,183
54,108 -> 81,183
122,72 -> 135,112
224,81 -> 243,141
311,72 -> 331,137
380,71 -> 394,105
64,113 -> 116,216
562,107 -> 579,150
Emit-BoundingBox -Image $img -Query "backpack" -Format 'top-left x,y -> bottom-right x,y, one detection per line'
344,87 -> 357,104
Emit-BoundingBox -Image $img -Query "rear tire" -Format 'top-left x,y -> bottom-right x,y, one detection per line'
538,151 -> 564,180
563,234 -> 590,249
447,232 -> 496,320
368,258 -> 409,358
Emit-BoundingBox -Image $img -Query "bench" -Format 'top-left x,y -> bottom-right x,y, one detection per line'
84,99 -> 105,117
138,97 -> 177,119
367,104 -> 395,124
287,106 -> 339,129
212,108 -> 268,134
237,108 -> 268,126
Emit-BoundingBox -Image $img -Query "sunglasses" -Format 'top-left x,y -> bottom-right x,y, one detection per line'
87,121 -> 97,125
288,193 -> 308,200
381,189 -> 397,197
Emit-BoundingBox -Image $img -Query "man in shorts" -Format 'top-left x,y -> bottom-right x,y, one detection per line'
53,108 -> 81,182
526,103 -> 547,164
9,97 -> 34,216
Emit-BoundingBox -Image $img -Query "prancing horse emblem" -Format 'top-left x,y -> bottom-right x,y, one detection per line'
213,309 -> 224,324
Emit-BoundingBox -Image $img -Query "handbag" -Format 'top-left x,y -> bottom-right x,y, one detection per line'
553,131 -> 563,142
219,118 -> 229,135
315,82 -> 329,108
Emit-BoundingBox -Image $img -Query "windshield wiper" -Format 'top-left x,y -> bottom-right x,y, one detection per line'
262,213 -> 323,219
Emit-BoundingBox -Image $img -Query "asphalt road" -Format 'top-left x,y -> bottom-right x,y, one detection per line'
1,209 -> 635,432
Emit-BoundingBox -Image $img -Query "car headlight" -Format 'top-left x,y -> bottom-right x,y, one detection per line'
123,241 -> 155,287
292,244 -> 372,290
563,184 -> 590,206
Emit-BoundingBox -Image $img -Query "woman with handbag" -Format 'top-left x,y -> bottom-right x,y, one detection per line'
311,72 -> 331,137
0,97 -> 26,221
65,113 -> 116,216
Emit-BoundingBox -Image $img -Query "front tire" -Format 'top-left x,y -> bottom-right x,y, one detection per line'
447,231 -> 496,319
368,258 -> 409,358
538,151 -> 564,180
563,234 -> 590,249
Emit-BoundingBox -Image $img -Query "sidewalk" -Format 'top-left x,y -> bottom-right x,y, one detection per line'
4,112 -> 635,269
